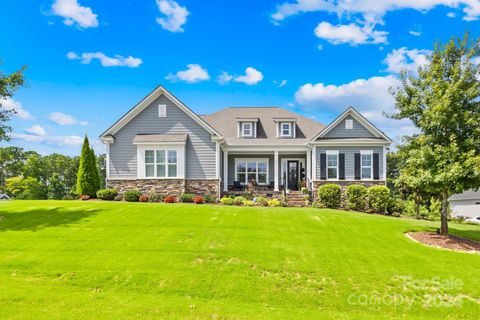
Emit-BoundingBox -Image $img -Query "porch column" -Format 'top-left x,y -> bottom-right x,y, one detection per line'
311,146 -> 317,182
223,150 -> 229,191
306,148 -> 311,186
274,150 -> 279,191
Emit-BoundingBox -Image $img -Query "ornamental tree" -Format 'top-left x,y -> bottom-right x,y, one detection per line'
76,135 -> 98,197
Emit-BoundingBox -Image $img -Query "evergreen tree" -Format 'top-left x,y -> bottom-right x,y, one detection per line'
76,136 -> 97,197
89,147 -> 101,192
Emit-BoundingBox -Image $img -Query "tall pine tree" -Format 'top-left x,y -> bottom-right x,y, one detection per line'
89,147 -> 101,192
76,136 -> 98,197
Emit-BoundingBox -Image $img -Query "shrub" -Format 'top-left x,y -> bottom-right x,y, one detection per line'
267,198 -> 281,207
301,187 -> 310,194
147,193 -> 164,203
318,184 -> 341,209
80,195 -> 90,201
387,197 -> 404,215
113,195 -> 123,201
124,190 -> 142,202
367,186 -> 390,213
139,195 -> 149,202
220,197 -> 234,205
203,194 -> 215,203
242,199 -> 254,206
164,195 -> 176,203
5,176 -> 47,200
76,136 -> 99,197
63,193 -> 78,200
233,196 -> 247,206
193,195 -> 204,204
96,189 -> 118,200
255,196 -> 268,206
346,184 -> 367,211
180,193 -> 195,203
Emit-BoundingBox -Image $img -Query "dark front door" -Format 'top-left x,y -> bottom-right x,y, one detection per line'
287,160 -> 299,190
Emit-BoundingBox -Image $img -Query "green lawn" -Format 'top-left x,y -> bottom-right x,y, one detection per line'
0,201 -> 479,319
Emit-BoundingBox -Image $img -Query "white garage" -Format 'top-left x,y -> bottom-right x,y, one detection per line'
449,189 -> 480,219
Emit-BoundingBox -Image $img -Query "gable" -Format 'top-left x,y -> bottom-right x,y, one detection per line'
323,115 -> 376,139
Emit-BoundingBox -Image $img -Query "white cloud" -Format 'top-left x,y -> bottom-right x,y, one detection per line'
274,79 -> 288,87
383,47 -> 431,74
13,133 -> 84,147
66,51 -> 142,68
25,125 -> 46,136
166,64 -> 210,83
447,12 -> 457,18
156,0 -> 189,32
314,21 -> 387,45
409,30 -> 422,36
51,0 -> 99,29
49,112 -> 88,126
0,97 -> 33,120
234,67 -> 264,85
217,71 -> 234,85
271,0 -> 480,23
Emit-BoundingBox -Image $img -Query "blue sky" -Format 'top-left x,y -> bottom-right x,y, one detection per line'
1,0 -> 479,155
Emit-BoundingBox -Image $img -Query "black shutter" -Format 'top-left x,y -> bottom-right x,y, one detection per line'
339,153 -> 345,180
373,153 -> 380,180
354,153 -> 361,180
320,153 -> 326,180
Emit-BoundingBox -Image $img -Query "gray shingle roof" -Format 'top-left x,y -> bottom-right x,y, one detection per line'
202,107 -> 324,146
449,189 -> 480,201
133,134 -> 188,143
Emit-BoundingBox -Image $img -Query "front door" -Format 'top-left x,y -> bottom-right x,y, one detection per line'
287,160 -> 299,190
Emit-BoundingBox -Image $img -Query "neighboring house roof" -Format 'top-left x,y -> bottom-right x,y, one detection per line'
312,107 -> 392,143
449,189 -> 480,201
202,107 -> 325,146
0,194 -> 11,200
100,85 -> 221,139
133,134 -> 188,144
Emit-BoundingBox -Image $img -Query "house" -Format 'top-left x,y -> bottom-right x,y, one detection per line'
449,189 -> 480,218
0,194 -> 10,200
100,86 -> 391,200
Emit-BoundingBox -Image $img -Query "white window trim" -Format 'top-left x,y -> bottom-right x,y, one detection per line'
280,122 -> 292,137
137,144 -> 185,179
158,104 -> 167,117
326,150 -> 339,180
234,158 -> 269,185
360,150 -> 373,180
240,122 -> 253,137
345,119 -> 353,129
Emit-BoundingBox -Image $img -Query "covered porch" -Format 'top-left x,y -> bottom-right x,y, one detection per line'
221,146 -> 312,194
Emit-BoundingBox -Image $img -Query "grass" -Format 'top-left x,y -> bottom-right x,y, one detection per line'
0,200 -> 479,319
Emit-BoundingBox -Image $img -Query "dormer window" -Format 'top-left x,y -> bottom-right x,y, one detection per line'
280,122 -> 292,137
241,122 -> 253,137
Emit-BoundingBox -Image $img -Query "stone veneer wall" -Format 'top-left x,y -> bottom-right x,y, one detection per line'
107,179 -> 220,199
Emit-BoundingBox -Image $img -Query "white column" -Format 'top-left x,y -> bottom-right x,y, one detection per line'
383,145 -> 387,185
223,150 -> 229,191
215,142 -> 220,179
306,148 -> 311,186
274,150 -> 279,191
105,143 -> 110,180
311,146 -> 317,181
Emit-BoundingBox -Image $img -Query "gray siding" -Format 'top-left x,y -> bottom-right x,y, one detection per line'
109,95 -> 216,179
315,146 -> 384,180
323,116 -> 376,139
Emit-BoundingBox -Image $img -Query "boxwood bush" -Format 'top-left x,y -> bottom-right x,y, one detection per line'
96,189 -> 118,201
203,194 -> 215,203
318,184 -> 342,209
368,186 -> 391,213
124,190 -> 142,202
346,185 -> 367,211
180,193 -> 195,203
220,196 -> 234,205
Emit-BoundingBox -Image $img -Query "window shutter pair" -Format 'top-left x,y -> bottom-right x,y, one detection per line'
319,153 -> 345,180
354,153 -> 380,180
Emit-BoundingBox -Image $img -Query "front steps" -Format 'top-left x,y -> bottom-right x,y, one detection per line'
286,191 -> 308,207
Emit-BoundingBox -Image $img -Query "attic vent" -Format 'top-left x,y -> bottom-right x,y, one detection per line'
345,119 -> 353,129
158,104 -> 166,117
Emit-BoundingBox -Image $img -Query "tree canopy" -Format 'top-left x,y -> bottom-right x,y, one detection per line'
0,64 -> 26,141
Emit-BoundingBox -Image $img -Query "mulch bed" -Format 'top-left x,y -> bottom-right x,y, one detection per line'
407,231 -> 480,254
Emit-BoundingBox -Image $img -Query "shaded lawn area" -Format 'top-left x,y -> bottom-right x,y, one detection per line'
0,201 -> 479,319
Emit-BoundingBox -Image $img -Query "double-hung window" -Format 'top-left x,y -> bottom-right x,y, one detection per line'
326,152 -> 338,180
241,122 -> 253,137
145,149 -> 177,178
235,159 -> 268,185
361,151 -> 372,180
281,122 -> 292,137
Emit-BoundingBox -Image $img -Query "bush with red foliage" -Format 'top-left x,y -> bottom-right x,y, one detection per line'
164,195 -> 176,203
80,195 -> 90,201
139,195 -> 149,202
193,195 -> 204,204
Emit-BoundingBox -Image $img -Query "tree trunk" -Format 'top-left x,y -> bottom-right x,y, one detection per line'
415,195 -> 420,219
440,189 -> 449,235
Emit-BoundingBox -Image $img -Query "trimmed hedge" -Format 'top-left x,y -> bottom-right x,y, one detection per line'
124,190 -> 142,202
220,197 -> 234,205
368,186 -> 390,213
346,185 -> 367,211
318,184 -> 341,209
96,189 -> 118,201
